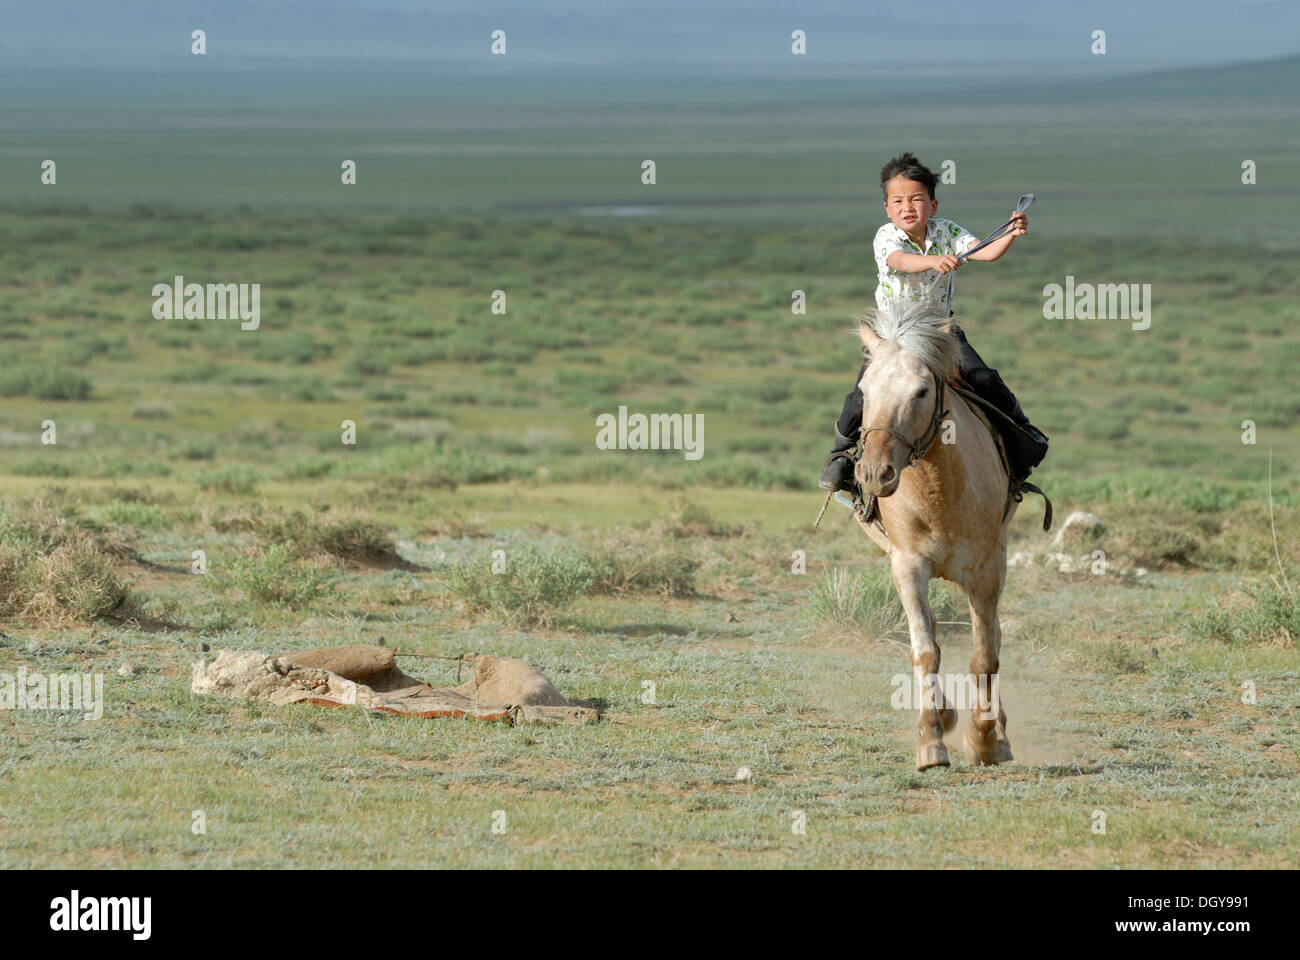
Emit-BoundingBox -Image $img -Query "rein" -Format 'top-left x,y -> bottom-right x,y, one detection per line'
926,192 -> 1036,315
860,375 -> 949,471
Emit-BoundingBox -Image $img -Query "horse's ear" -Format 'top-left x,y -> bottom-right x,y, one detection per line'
859,320 -> 883,355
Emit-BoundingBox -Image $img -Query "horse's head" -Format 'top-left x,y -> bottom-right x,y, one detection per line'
854,301 -> 959,498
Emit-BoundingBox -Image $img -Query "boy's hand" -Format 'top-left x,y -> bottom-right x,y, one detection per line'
931,254 -> 963,274
1009,211 -> 1028,237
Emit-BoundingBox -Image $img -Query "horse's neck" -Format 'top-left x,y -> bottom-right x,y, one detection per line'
907,392 -> 999,499
921,407 -> 967,489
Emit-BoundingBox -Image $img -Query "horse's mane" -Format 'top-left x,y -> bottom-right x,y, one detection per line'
858,300 -> 960,381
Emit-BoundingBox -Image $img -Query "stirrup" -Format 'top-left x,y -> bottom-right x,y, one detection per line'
1005,477 -> 1053,531
815,487 -> 881,532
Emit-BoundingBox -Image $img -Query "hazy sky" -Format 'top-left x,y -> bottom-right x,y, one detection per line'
2,0 -> 1297,73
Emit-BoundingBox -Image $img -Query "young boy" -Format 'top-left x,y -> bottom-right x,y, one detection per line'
818,151 -> 1049,496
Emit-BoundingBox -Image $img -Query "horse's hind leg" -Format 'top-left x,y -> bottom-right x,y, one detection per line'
891,553 -> 956,771
963,569 -> 1013,765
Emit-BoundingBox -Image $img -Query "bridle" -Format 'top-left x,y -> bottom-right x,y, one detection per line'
860,373 -> 950,470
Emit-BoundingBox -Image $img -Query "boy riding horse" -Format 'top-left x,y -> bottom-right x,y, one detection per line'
819,152 -> 1050,502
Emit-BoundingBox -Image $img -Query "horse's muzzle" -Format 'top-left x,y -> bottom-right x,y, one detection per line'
855,458 -> 899,497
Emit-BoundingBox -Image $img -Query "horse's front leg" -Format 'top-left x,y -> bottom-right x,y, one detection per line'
891,553 -> 956,770
963,566 -> 1013,765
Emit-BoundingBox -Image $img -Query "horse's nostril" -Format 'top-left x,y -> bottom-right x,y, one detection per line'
881,465 -> 896,484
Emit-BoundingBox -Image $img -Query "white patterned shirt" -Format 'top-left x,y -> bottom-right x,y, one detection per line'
873,216 -> 979,310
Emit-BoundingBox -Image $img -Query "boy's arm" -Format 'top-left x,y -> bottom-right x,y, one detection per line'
964,211 -> 1028,262
885,250 -> 962,274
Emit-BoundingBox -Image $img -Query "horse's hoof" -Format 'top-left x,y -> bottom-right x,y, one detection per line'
916,743 -> 950,771
963,728 -> 1014,765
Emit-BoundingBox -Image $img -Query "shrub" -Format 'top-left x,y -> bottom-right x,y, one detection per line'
195,465 -> 259,494
1114,525 -> 1203,568
9,458 -> 78,478
173,438 -> 217,461
1191,573 -> 1297,646
0,363 -> 91,400
445,547 -> 592,628
343,349 -> 394,376
810,565 -> 962,636
257,511 -> 404,567
659,500 -> 742,538
21,537 -> 129,621
96,455 -> 172,479
98,500 -> 164,529
204,544 -> 339,608
585,545 -> 699,597
281,458 -> 335,480
0,501 -> 129,623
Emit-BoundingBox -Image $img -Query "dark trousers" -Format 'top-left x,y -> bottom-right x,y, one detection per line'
834,327 -> 1021,441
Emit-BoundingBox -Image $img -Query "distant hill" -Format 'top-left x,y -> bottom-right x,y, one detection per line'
968,53 -> 1300,105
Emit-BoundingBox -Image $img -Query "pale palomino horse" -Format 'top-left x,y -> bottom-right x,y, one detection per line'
853,301 -> 1016,771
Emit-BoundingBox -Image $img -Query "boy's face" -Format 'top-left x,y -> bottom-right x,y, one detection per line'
882,176 -> 937,236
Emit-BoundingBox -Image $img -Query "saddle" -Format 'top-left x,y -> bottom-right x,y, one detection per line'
947,379 -> 1053,531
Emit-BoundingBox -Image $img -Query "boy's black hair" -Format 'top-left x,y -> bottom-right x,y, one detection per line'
880,152 -> 938,200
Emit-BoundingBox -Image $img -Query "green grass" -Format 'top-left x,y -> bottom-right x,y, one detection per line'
2,492 -> 1296,868
0,208 -> 1295,500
